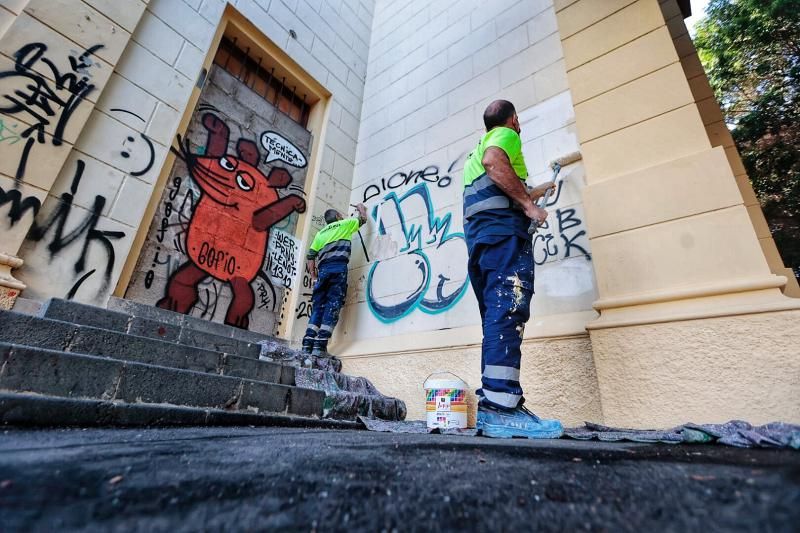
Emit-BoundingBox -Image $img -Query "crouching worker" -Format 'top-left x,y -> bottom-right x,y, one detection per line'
463,99 -> 563,439
302,203 -> 367,356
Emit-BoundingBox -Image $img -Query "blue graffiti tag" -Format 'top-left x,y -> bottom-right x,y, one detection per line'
366,183 -> 469,323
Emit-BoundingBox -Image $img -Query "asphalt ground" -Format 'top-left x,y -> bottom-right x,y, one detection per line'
1,426 -> 798,532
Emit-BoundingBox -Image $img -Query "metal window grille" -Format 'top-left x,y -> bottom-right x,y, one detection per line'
213,37 -> 311,128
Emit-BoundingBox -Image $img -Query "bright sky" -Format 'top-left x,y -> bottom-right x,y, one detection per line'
685,0 -> 712,35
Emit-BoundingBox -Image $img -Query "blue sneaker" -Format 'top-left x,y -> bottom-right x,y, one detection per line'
477,404 -> 563,439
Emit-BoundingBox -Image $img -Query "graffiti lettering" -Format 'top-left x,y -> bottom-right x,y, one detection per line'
361,156 -> 460,203
0,118 -> 22,145
0,183 -> 41,226
557,208 -> 590,259
260,131 -> 307,168
266,229 -> 300,289
256,282 -> 272,310
145,177 -> 183,290
532,207 -> 592,266
26,160 -> 125,298
294,264 -> 314,319
197,241 -> 237,275
366,181 -> 469,323
311,214 -> 326,228
0,42 -> 103,179
1,106 -> 153,302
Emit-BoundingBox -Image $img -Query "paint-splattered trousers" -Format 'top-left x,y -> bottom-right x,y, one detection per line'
302,269 -> 348,353
467,235 -> 533,410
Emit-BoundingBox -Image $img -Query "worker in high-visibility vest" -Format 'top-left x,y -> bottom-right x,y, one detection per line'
463,99 -> 563,439
302,203 -> 367,355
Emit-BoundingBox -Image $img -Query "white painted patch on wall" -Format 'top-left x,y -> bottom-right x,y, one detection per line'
538,260 -> 595,298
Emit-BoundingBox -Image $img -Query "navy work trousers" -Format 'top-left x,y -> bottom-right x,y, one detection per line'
302,269 -> 348,351
467,235 -> 533,410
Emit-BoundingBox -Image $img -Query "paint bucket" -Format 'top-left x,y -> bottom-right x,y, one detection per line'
424,372 -> 468,430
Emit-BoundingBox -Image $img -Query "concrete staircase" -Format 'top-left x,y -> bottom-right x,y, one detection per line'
0,299 -> 406,428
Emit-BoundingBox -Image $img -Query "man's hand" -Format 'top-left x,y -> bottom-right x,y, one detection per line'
353,203 -> 368,226
306,259 -> 317,281
524,205 -> 548,226
529,182 -> 556,203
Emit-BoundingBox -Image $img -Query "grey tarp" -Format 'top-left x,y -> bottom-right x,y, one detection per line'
257,340 -> 407,422
358,418 -> 800,449
564,421 -> 800,449
358,417 -> 478,436
295,367 -> 407,421
257,340 -> 342,373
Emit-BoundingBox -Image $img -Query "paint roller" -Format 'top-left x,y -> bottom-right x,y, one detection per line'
527,150 -> 583,235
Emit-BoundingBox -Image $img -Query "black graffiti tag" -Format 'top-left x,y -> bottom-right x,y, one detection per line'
0,183 -> 41,225
557,208 -> 590,259
26,160 -> 125,298
257,282 -> 271,310
0,42 -> 104,179
532,208 -> 591,266
361,156 -> 460,202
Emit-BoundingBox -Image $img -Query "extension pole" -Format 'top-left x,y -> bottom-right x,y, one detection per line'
527,151 -> 583,235
350,204 -> 370,262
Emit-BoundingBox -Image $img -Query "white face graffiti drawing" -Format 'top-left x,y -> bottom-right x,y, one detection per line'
111,108 -> 156,178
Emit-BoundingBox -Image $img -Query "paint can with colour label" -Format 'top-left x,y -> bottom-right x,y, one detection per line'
424,372 -> 468,430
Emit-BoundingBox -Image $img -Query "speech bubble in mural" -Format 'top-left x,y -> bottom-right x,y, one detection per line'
260,131 -> 307,168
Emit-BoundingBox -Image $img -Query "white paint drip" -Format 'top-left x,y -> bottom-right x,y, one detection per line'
506,274 -> 525,313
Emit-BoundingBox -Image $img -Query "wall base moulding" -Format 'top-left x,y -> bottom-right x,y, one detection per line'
589,287 -> 800,330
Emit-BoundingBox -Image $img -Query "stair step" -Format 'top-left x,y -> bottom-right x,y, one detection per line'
0,343 -> 324,417
0,392 -> 361,430
0,311 -> 407,421
107,296 -> 283,346
0,311 -> 294,386
41,299 -> 340,371
41,299 -> 261,358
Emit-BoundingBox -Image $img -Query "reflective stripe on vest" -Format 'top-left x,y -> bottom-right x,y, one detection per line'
317,239 -> 352,265
463,173 -> 513,220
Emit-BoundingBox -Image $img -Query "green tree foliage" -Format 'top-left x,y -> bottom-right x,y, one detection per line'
694,0 -> 800,278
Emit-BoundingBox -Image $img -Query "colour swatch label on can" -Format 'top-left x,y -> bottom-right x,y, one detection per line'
425,388 -> 467,429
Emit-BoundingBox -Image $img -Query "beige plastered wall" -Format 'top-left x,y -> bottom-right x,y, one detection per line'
558,0 -> 800,427
590,310 -> 800,427
344,334 -> 602,427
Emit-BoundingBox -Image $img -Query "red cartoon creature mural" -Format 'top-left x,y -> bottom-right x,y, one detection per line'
157,113 -> 306,328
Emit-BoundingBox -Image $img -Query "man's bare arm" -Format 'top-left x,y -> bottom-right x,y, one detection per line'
482,147 -> 547,223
